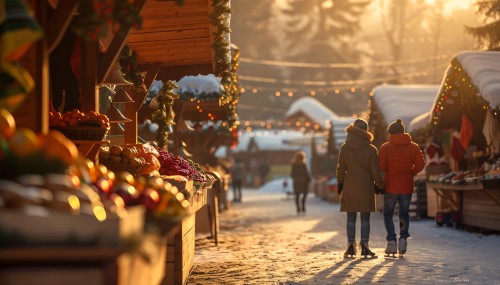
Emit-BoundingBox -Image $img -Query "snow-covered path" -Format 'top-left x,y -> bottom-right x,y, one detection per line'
186,188 -> 500,285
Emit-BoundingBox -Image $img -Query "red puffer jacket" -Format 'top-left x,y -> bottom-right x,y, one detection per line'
379,133 -> 425,194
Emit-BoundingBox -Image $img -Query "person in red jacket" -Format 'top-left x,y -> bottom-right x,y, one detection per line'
379,118 -> 425,257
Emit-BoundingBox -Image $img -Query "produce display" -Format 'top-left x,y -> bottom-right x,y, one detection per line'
1,108 -> 191,247
49,109 -> 110,129
156,147 -> 207,183
68,159 -> 190,222
0,108 -> 79,178
99,143 -> 161,176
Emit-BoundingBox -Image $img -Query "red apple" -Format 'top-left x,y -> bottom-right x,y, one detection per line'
141,187 -> 160,211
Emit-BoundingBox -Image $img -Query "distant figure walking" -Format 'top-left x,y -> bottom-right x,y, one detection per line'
290,151 -> 311,214
336,119 -> 384,258
379,118 -> 425,257
230,158 -> 245,202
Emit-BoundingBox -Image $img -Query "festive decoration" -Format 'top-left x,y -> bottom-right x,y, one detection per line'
431,59 -> 492,127
210,0 -> 232,86
119,45 -> 145,88
72,0 -> 142,41
0,0 -> 43,112
151,81 -> 179,149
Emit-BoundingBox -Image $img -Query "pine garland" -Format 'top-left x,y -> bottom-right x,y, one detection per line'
210,0 -> 232,87
151,81 -> 179,149
119,45 -> 146,90
73,0 -> 142,41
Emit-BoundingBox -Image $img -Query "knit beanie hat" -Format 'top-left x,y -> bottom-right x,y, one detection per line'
353,118 -> 368,131
388,118 -> 405,134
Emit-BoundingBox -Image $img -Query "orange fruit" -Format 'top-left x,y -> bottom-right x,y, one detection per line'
43,130 -> 79,165
9,128 -> 40,156
0,108 -> 16,139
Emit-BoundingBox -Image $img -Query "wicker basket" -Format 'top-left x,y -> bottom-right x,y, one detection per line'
51,126 -> 108,141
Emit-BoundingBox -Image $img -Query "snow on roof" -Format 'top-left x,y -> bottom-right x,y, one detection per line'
231,130 -> 305,153
176,74 -> 223,95
408,111 -> 431,132
457,51 -> 500,109
285,97 -> 340,128
372,84 -> 439,127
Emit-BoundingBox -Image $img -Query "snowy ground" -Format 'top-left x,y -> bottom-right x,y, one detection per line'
186,184 -> 500,285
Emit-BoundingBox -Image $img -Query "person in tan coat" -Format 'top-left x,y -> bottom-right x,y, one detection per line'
379,118 -> 425,257
336,119 -> 384,258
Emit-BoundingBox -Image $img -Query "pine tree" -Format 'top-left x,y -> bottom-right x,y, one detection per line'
277,0 -> 370,114
466,0 -> 500,49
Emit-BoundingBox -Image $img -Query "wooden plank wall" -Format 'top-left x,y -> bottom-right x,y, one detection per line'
462,191 -> 500,231
164,213 -> 195,285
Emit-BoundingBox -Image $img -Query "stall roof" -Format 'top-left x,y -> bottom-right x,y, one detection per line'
285,97 -> 340,128
372,84 -> 439,127
456,51 -> 500,109
127,0 -> 215,79
231,130 -> 305,153
285,97 -> 355,148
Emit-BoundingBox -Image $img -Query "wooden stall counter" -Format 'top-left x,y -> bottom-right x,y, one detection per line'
164,185 -> 212,285
426,180 -> 500,231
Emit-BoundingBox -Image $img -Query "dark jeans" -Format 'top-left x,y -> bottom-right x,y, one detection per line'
347,212 -> 371,244
295,192 -> 307,212
232,179 -> 242,202
384,193 -> 412,241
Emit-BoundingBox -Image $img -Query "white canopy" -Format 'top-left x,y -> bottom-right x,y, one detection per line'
285,97 -> 340,128
408,111 -> 431,132
230,130 -> 305,153
372,84 -> 439,128
176,74 -> 223,95
285,97 -> 355,148
457,51 -> 500,109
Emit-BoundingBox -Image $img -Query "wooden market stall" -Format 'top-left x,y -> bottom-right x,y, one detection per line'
1,1 -> 234,285
410,51 -> 500,231
122,1 -> 236,284
367,84 -> 439,215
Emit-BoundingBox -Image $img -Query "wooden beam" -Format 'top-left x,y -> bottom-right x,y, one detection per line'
47,0 -> 79,53
80,40 -> 99,112
98,0 -> 146,84
124,63 -> 160,144
127,28 -> 210,43
207,0 -> 216,74
156,64 -> 213,82
14,0 -> 50,133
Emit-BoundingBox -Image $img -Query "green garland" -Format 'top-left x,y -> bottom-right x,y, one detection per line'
210,0 -> 232,88
73,0 -> 142,41
151,81 -> 179,149
119,45 -> 145,89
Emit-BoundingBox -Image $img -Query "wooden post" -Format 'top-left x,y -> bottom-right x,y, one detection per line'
80,40 -> 99,113
123,63 -> 161,144
14,0 -> 49,133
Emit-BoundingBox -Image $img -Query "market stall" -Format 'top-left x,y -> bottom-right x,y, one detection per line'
366,84 -> 439,214
0,1 -> 234,285
410,51 -> 500,231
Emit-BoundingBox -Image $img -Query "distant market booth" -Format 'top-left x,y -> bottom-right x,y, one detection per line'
368,84 -> 439,214
411,51 -> 500,232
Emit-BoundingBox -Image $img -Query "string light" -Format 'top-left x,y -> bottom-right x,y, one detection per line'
239,54 -> 451,68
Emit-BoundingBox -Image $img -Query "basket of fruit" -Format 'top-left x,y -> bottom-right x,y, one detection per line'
49,110 -> 110,141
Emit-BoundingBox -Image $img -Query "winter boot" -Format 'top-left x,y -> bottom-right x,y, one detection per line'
360,242 -> 377,258
384,240 -> 397,258
398,238 -> 407,257
343,242 -> 356,258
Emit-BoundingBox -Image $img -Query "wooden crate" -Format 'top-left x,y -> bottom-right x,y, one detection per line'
163,214 -> 195,285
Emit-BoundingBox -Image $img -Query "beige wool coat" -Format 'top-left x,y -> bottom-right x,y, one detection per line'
336,126 -> 384,212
